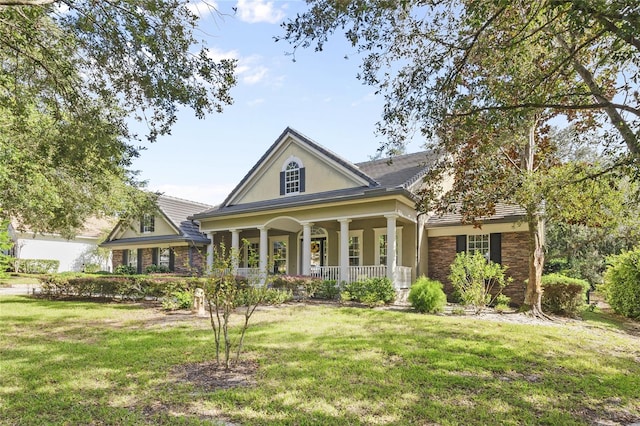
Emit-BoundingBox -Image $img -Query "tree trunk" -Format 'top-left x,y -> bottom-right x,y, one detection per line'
523,214 -> 546,317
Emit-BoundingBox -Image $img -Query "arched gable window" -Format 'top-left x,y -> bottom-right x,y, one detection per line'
280,157 -> 305,195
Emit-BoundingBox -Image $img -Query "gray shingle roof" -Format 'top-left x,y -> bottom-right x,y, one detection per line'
155,195 -> 214,242
426,203 -> 527,227
356,151 -> 436,189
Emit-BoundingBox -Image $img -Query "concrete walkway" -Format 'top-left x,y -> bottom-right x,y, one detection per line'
0,284 -> 40,296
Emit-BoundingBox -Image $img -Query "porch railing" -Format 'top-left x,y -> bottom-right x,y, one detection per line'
216,265 -> 413,290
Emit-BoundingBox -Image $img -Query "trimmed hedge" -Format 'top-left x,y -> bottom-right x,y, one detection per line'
39,274 -> 199,300
14,259 -> 59,274
271,275 -> 323,300
341,277 -> 396,307
541,273 -> 590,317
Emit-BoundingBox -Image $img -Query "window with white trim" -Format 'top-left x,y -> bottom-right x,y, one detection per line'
468,234 -> 490,258
141,214 -> 155,233
285,161 -> 300,194
128,249 -> 138,270
271,238 -> 288,274
374,227 -> 403,266
159,248 -> 171,269
245,240 -> 260,268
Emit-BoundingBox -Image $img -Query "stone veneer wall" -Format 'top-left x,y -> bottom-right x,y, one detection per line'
427,231 -> 529,305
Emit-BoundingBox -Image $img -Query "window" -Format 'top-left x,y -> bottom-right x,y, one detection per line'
374,227 -> 403,266
349,235 -> 361,266
159,248 -> 171,269
128,249 -> 138,270
468,234 -> 490,258
272,239 -> 287,274
285,161 -> 300,194
280,156 -> 305,196
378,234 -> 387,265
141,214 -> 155,233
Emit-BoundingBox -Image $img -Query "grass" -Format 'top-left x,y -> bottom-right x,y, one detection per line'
0,273 -> 41,287
1,296 -> 639,425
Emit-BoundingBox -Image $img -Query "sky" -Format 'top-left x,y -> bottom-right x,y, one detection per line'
131,0 -> 424,206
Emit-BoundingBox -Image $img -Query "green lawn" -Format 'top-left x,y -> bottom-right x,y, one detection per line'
1,296 -> 639,425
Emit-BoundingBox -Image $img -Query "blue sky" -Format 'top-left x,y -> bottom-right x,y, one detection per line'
131,0 -> 423,206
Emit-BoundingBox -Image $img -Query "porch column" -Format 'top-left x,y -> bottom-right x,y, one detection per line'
338,219 -> 351,284
230,229 -> 240,272
258,226 -> 268,274
206,232 -> 215,273
385,214 -> 398,282
301,222 -> 313,276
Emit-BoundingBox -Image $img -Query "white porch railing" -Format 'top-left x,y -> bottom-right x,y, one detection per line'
218,265 -> 413,290
309,265 -> 413,289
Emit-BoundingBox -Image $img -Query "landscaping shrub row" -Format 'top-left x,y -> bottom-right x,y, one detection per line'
13,259 -> 60,274
38,273 -> 200,300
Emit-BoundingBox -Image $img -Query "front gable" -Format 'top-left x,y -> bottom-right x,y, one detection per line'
225,128 -> 377,206
109,210 -> 179,241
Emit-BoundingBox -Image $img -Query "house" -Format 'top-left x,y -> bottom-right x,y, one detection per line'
100,195 -> 213,274
8,217 -> 114,272
190,127 -> 530,304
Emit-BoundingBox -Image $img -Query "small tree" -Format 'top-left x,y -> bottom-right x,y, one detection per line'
204,241 -> 286,370
449,252 -> 511,314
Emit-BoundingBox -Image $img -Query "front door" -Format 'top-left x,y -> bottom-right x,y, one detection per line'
310,237 -> 326,267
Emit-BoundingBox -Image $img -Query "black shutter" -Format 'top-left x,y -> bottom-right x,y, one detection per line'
122,250 -> 128,266
150,215 -> 155,232
280,171 -> 285,195
137,249 -> 143,274
152,248 -> 159,266
139,218 -> 144,233
490,233 -> 502,264
169,249 -> 175,272
299,167 -> 306,193
456,235 -> 467,253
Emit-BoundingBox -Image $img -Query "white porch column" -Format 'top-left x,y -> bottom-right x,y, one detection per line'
385,214 -> 398,282
338,219 -> 351,284
206,232 -> 215,273
301,222 -> 313,276
259,226 -> 268,274
230,229 -> 240,272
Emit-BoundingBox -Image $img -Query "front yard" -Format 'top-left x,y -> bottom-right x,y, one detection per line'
0,296 -> 639,425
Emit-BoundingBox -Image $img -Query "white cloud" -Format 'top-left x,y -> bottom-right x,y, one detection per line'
206,47 -> 240,63
247,98 -> 265,107
236,0 -> 286,24
186,1 -> 218,18
351,92 -> 377,107
207,50 -> 271,86
151,183 -> 233,206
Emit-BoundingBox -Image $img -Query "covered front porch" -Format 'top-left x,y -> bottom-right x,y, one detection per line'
200,200 -> 420,291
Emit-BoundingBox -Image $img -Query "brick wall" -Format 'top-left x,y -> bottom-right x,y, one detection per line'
141,248 -> 154,272
111,250 -> 124,271
173,246 -> 206,275
427,231 -> 529,305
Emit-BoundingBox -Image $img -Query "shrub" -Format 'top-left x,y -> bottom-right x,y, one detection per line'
314,280 -> 340,300
449,251 -> 511,314
341,277 -> 396,307
271,275 -> 322,300
162,289 -> 193,310
603,248 -> 640,319
13,259 -> 59,274
541,273 -> 590,317
408,276 -> 447,314
145,264 -> 171,274
114,265 -> 136,275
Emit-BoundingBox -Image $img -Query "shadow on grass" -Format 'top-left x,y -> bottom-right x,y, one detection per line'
1,301 -> 639,425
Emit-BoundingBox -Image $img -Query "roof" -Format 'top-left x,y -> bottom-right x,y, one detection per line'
155,195 -> 214,241
193,128 -> 436,220
426,203 -> 527,227
101,195 -> 214,247
356,151 -> 436,190
10,216 -> 116,239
